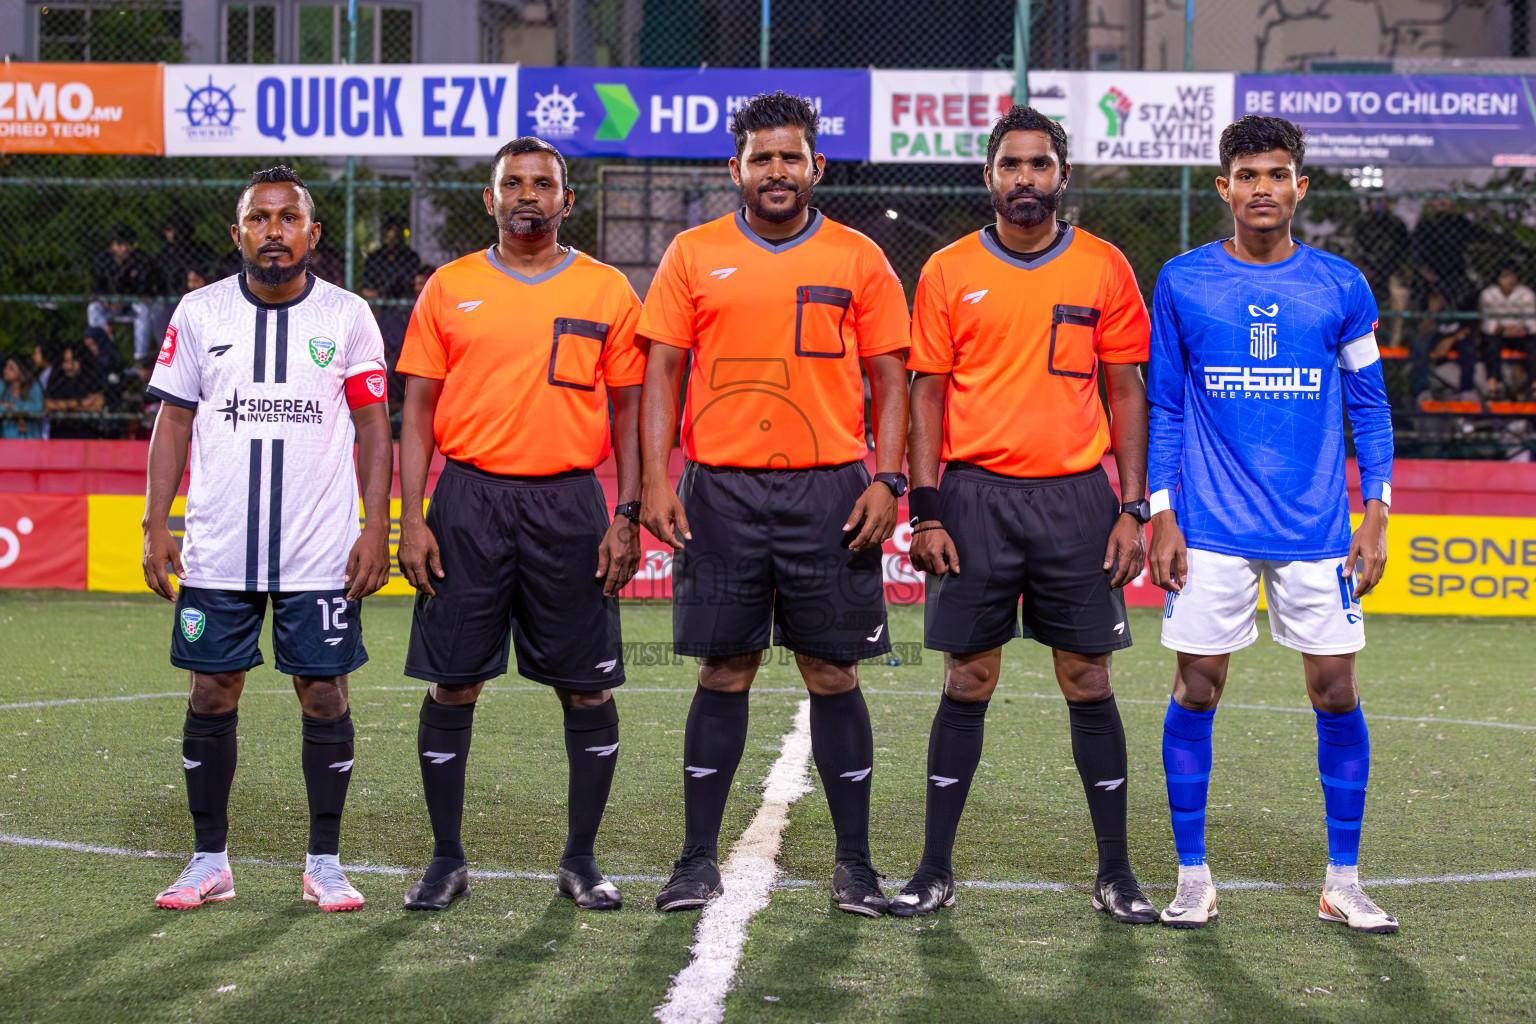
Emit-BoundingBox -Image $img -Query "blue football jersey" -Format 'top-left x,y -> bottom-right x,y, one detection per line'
1147,241 -> 1394,560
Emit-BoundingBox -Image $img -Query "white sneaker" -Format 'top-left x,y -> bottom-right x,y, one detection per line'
155,852 -> 235,910
303,854 -> 366,912
1160,868 -> 1217,929
1319,881 -> 1398,933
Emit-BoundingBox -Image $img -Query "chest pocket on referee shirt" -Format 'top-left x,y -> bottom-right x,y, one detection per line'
548,317 -> 610,391
1048,304 -> 1101,379
795,285 -> 853,358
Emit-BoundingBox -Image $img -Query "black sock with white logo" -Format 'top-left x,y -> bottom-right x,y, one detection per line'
301,708 -> 355,857
1067,695 -> 1133,879
183,705 -> 238,854
418,694 -> 474,882
681,686 -> 750,862
917,694 -> 989,877
809,686 -> 875,865
561,697 -> 620,869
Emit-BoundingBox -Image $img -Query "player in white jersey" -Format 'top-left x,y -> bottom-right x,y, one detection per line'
141,167 -> 393,912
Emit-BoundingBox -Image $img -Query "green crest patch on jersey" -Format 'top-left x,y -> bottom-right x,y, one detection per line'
180,607 -> 206,642
309,336 -> 337,368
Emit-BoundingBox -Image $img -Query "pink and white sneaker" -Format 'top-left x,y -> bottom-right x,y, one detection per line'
303,854 -> 366,912
155,852 -> 236,909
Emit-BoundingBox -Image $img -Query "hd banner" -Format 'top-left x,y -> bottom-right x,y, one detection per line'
163,64 -> 518,156
516,66 -> 869,160
1234,74 -> 1536,167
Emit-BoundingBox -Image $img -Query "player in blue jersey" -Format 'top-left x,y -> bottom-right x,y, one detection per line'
1145,117 -> 1398,933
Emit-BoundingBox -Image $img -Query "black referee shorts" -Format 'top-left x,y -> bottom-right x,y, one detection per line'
672,460 -> 890,662
924,462 -> 1131,657
404,459 -> 624,690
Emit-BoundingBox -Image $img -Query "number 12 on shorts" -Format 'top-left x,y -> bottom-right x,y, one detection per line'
317,596 -> 349,631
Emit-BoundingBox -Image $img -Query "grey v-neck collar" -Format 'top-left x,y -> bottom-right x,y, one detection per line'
734,208 -> 823,254
484,245 -> 577,284
978,222 -> 1075,271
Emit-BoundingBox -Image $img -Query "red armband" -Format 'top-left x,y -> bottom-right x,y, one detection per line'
345,368 -> 388,410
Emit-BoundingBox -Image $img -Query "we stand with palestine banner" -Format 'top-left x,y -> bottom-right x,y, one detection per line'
6,62 -> 1534,166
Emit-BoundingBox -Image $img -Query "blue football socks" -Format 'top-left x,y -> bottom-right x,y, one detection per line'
1314,704 -> 1370,868
1162,699 -> 1216,867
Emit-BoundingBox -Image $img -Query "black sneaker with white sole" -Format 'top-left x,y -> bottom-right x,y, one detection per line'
831,860 -> 889,918
655,855 -> 723,912
1092,874 -> 1159,924
888,869 -> 955,918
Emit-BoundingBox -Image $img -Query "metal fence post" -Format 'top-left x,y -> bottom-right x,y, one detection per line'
760,0 -> 771,68
344,0 -> 358,292
1178,0 -> 1193,253
1013,0 -> 1029,104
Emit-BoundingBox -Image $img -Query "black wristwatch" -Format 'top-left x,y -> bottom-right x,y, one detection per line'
1120,499 -> 1152,524
874,471 -> 909,497
614,501 -> 641,524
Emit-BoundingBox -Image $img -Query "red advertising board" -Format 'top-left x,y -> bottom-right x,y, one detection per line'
0,494 -> 88,590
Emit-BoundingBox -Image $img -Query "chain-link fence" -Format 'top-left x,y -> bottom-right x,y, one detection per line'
4,0 -> 1536,456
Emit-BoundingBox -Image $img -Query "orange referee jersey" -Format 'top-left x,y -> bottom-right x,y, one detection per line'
908,224 -> 1150,478
638,209 -> 910,469
398,246 -> 644,475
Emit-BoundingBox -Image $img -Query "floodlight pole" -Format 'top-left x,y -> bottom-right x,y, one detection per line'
1178,0 -> 1193,253
344,0 -> 358,291
1013,0 -> 1029,104
760,0 -> 770,68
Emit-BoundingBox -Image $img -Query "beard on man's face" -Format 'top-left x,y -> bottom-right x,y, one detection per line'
503,201 -> 561,240
742,178 -> 809,225
242,246 -> 313,288
991,181 -> 1062,229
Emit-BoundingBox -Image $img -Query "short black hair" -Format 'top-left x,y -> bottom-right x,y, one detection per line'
491,136 -> 569,191
109,223 -> 136,245
1219,116 -> 1306,174
240,165 -> 315,218
730,91 -> 819,157
987,105 -> 1068,169
1495,260 -> 1520,276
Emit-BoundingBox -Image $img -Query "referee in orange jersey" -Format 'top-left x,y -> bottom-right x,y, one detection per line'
638,93 -> 912,917
394,137 -> 645,912
893,107 -> 1159,923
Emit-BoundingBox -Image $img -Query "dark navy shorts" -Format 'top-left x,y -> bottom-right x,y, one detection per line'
671,460 -> 891,662
403,459 -> 624,690
170,586 -> 366,677
923,462 -> 1132,656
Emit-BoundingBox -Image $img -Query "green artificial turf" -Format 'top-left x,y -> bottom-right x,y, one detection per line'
1,592 -> 1532,1023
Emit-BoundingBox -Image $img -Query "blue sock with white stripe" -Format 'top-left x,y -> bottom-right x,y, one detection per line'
1162,699 -> 1216,867
1314,704 -> 1370,868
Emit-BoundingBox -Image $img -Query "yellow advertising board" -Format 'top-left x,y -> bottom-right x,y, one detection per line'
88,496 -> 419,596
86,498 -> 1536,616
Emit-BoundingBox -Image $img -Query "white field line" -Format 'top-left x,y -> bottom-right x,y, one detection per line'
6,686 -> 1532,733
654,699 -> 814,1024
2,833 -> 1533,893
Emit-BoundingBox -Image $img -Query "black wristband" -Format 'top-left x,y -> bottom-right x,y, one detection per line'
908,486 -> 941,525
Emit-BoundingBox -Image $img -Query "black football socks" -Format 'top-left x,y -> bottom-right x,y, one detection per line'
301,708 -> 355,857
561,697 -> 620,871
1067,694 -> 1134,879
681,686 -> 750,862
418,694 -> 475,883
809,687 -> 876,864
917,694 -> 989,876
182,705 -> 238,854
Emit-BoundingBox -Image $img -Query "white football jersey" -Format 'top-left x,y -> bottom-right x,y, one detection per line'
148,273 -> 386,592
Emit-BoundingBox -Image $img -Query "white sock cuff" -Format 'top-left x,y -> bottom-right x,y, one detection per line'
196,849 -> 230,868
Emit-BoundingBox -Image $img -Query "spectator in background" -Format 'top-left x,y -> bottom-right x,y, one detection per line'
154,215 -> 217,297
30,342 -> 55,393
44,344 -> 105,439
118,356 -> 159,438
361,214 -> 422,300
1354,199 -> 1411,344
1,352 -> 45,439
1411,198 -> 1472,310
1411,290 -> 1479,407
1479,262 -> 1536,400
89,224 -> 161,362
81,326 -> 126,411
378,265 -> 431,430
